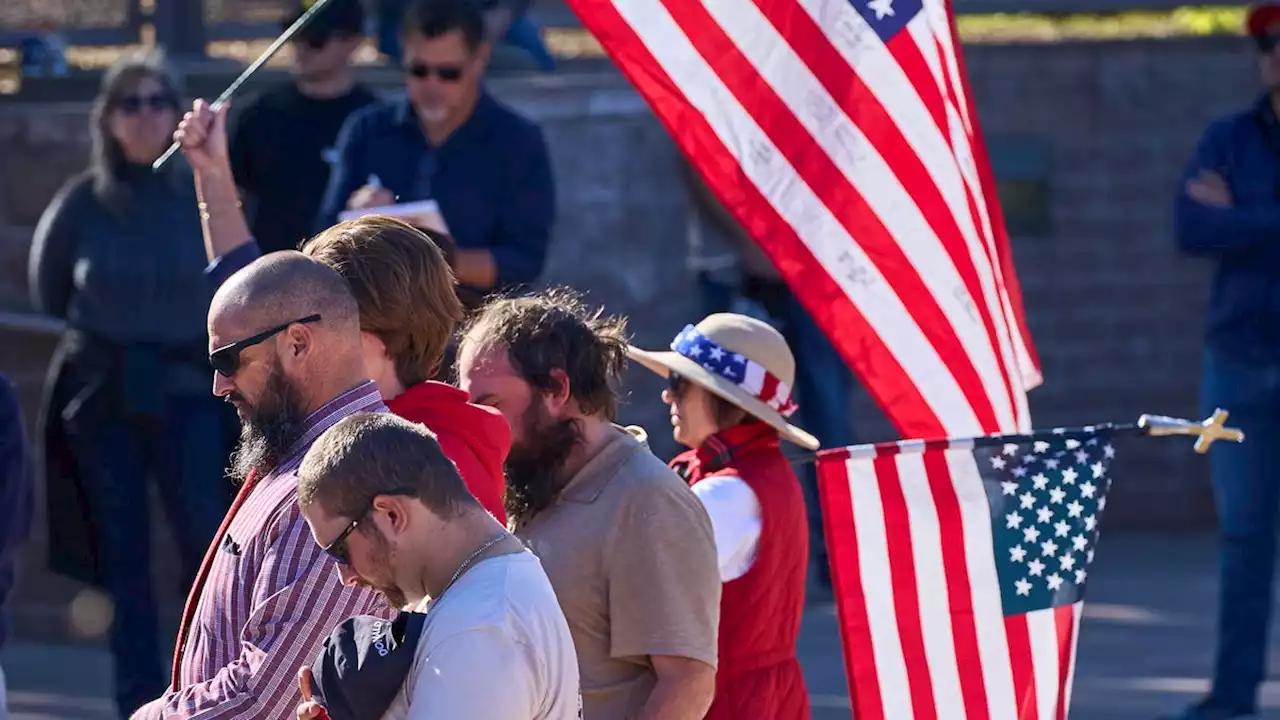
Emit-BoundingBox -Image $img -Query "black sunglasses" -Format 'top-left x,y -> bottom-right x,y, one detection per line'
323,489 -> 418,565
404,61 -> 464,83
118,93 -> 176,115
1258,33 -> 1280,53
209,314 -> 322,378
667,371 -> 689,396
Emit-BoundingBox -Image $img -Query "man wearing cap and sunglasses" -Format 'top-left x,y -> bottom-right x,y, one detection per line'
1167,5 -> 1280,719
131,252 -> 390,720
228,0 -> 378,255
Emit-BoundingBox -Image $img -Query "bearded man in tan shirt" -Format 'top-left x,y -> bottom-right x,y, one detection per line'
456,288 -> 721,719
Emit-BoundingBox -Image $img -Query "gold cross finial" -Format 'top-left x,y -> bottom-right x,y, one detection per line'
1137,408 -> 1245,454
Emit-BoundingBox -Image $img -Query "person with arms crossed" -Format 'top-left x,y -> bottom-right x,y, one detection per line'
1163,5 -> 1280,719
289,413 -> 580,719
179,95 -> 512,524
130,253 -> 390,719
455,289 -> 720,719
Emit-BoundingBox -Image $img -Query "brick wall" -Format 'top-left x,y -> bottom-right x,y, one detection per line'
0,38 -> 1263,634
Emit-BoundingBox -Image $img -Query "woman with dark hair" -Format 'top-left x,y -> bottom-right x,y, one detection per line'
28,49 -> 230,719
630,313 -> 819,720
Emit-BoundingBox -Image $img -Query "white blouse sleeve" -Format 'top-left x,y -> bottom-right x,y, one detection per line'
691,475 -> 763,582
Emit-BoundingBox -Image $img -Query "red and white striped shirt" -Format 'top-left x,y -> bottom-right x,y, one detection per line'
145,382 -> 390,719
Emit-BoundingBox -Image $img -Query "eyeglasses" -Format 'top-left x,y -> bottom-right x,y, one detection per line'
117,93 -> 176,115
322,489 -> 418,565
667,371 -> 689,396
404,62 -> 464,83
1258,33 -> 1280,53
208,314 -> 321,378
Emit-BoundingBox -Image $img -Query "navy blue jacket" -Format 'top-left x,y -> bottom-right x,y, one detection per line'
1176,94 -> 1280,363
0,373 -> 33,651
316,91 -> 555,294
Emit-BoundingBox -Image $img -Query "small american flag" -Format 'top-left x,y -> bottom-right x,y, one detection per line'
817,429 -> 1115,719
565,0 -> 1041,439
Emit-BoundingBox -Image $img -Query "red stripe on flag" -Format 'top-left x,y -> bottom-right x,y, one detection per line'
817,456 -> 887,719
1054,604 -> 1078,720
873,457 -> 939,719
889,40 -> 949,140
753,0 -> 1017,434
921,451 -> 992,719
944,7 -> 1042,388
654,0 -> 1002,432
1004,614 -> 1039,719
564,0 -> 943,435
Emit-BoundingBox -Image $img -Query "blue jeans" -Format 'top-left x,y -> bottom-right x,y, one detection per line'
66,395 -> 229,718
696,273 -> 857,581
1200,349 -> 1280,713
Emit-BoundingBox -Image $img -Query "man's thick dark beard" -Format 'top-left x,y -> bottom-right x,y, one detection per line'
504,407 -> 583,528
229,368 -> 304,483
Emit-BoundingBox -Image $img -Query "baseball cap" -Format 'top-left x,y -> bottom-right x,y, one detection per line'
1247,2 -> 1280,37
309,611 -> 427,720
283,0 -> 365,41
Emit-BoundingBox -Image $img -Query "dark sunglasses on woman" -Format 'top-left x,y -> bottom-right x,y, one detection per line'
667,371 -> 689,396
1258,33 -> 1280,53
118,93 -> 177,115
208,314 -> 322,378
404,61 -> 464,83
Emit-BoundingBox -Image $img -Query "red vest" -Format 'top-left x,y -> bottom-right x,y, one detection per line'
672,423 -> 811,720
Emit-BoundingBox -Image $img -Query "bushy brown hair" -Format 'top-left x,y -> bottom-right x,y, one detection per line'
303,215 -> 464,387
459,288 -> 630,420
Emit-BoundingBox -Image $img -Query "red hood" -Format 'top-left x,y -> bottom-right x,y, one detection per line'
386,382 -> 511,524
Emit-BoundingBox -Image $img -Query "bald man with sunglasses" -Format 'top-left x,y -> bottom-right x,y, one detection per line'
131,252 -> 391,720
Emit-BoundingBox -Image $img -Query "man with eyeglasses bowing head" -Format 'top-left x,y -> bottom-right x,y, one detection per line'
130,252 -> 389,719
317,0 -> 555,310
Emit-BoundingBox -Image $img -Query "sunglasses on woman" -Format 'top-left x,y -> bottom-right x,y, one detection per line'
1259,33 -> 1280,53
404,61 -> 465,83
118,93 -> 177,115
208,314 -> 321,378
667,371 -> 689,396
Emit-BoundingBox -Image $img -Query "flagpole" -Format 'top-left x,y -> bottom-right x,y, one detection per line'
151,0 -> 340,171
797,409 -> 1244,465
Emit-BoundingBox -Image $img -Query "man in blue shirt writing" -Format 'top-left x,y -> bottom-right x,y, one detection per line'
1165,4 -> 1280,719
317,0 -> 556,308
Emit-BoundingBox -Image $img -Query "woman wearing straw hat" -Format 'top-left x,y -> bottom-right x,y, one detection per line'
629,313 -> 818,720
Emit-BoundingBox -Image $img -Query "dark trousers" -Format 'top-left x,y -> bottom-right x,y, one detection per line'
64,394 -> 229,718
696,272 -> 857,585
1200,348 -> 1280,713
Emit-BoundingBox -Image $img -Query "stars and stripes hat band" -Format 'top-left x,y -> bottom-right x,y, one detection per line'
671,325 -> 800,418
628,313 -> 820,450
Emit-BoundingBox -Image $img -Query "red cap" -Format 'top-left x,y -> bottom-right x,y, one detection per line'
1248,3 -> 1280,36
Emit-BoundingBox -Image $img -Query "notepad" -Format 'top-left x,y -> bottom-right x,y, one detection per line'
339,200 -> 450,234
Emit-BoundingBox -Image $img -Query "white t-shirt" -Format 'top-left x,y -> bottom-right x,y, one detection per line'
381,550 -> 582,720
691,475 -> 763,582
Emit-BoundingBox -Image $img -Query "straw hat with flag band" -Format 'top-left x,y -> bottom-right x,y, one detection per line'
628,313 -> 821,451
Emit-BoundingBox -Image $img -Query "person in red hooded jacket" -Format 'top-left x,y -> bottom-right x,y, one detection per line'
175,100 -> 510,524
630,312 -> 821,720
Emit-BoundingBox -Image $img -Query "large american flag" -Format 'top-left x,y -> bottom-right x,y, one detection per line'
817,429 -> 1114,718
566,0 -> 1042,438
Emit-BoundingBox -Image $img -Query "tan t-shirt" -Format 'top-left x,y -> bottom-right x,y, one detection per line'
515,426 -> 721,719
